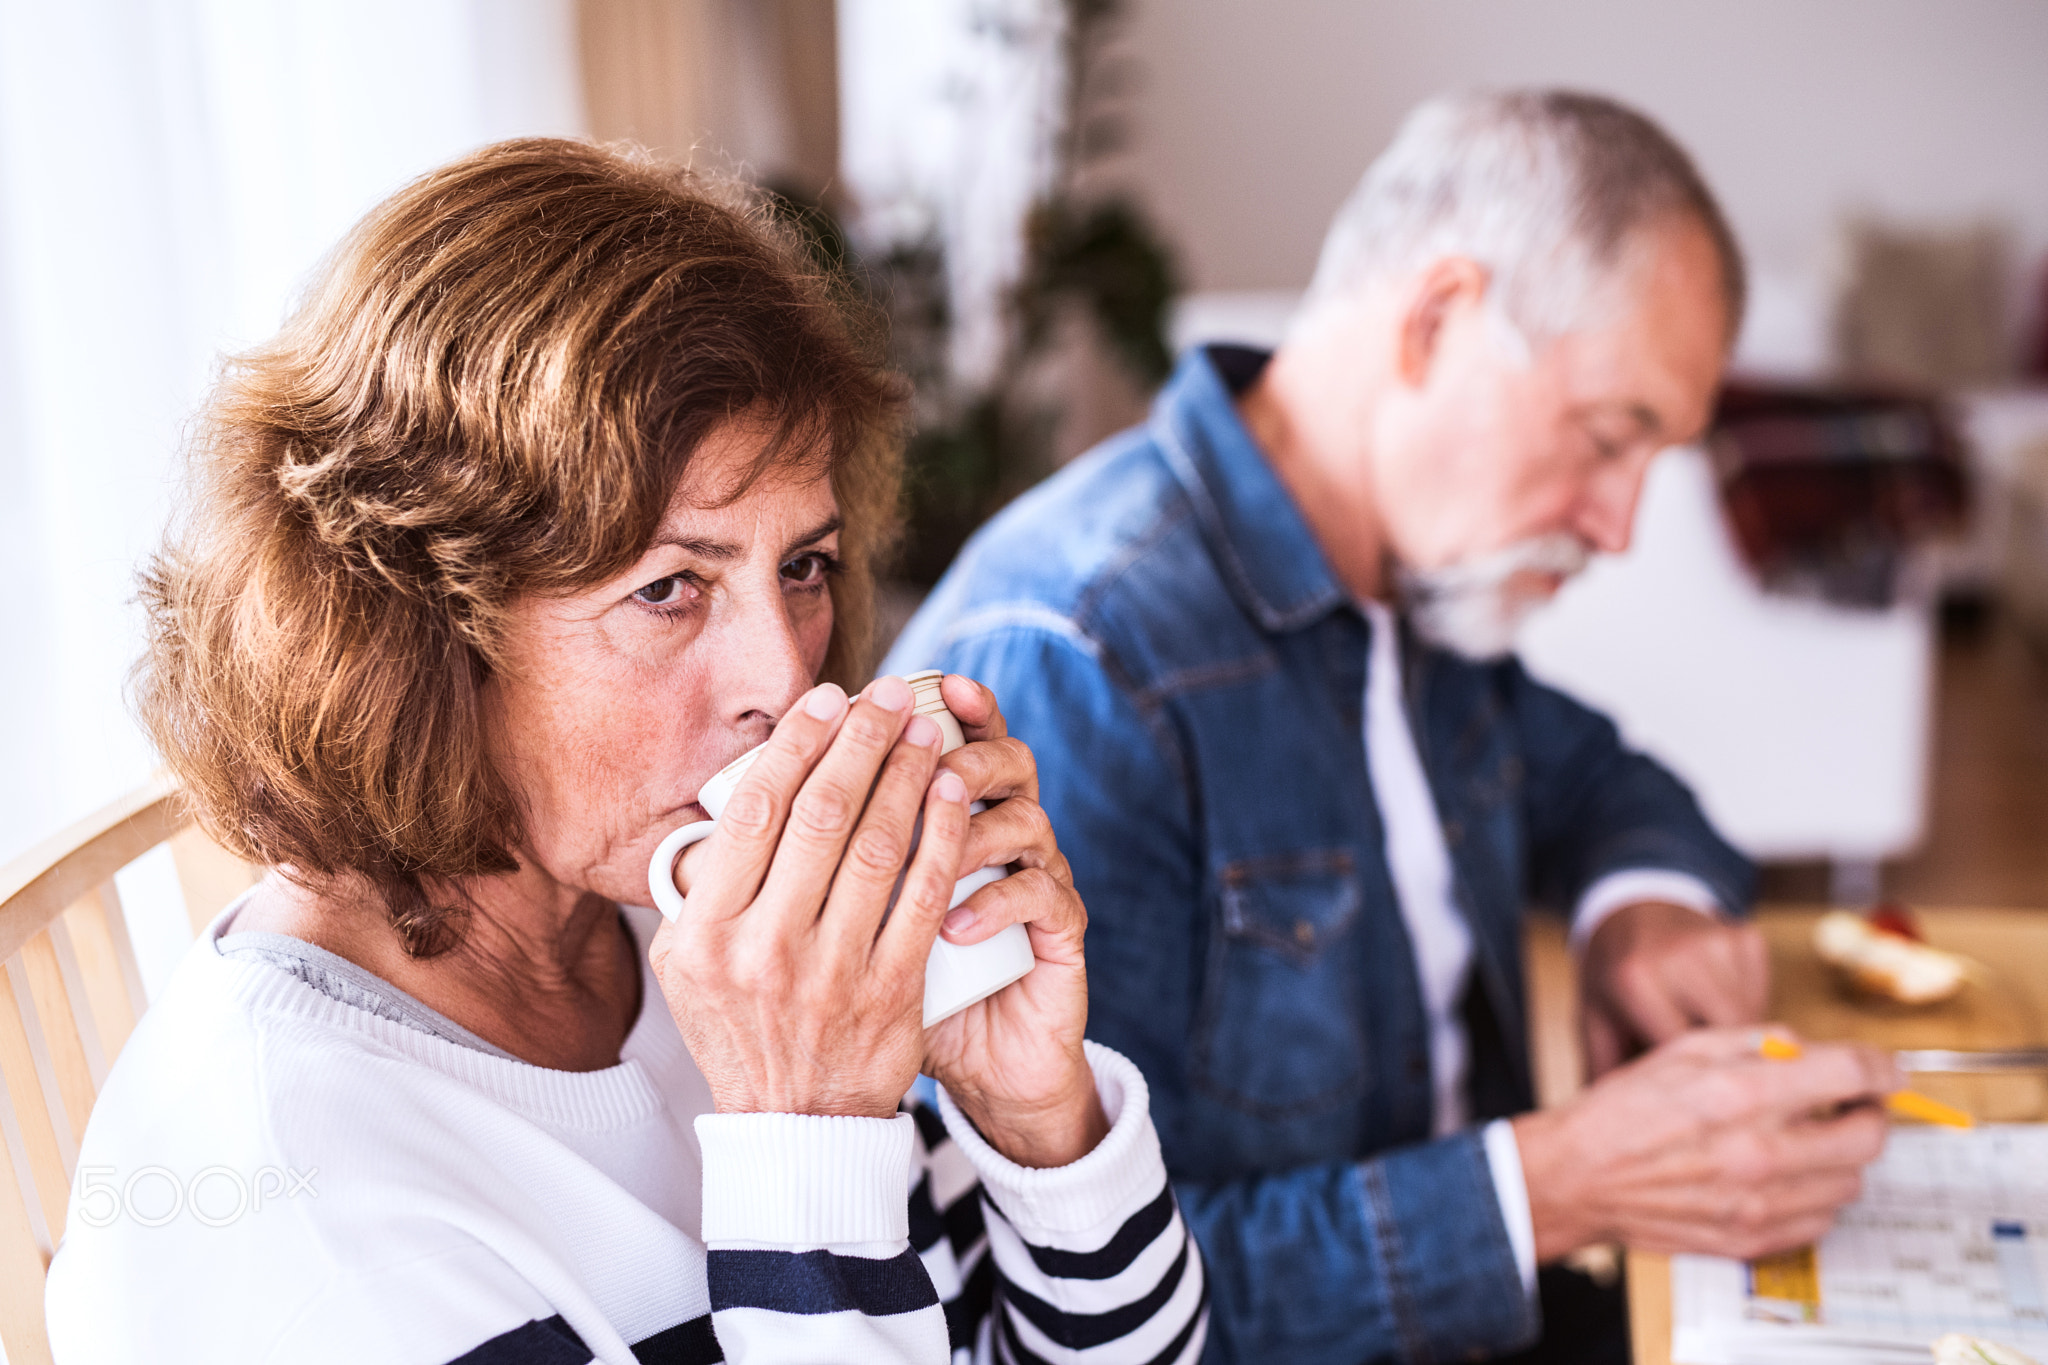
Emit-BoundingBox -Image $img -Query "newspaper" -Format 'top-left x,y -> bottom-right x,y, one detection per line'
1672,1124 -> 2048,1364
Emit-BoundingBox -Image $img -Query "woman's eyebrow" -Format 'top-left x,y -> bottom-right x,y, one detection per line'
648,535 -> 741,560
643,515 -> 841,563
785,515 -> 843,552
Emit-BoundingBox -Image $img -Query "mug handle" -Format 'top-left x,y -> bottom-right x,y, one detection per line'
647,820 -> 719,922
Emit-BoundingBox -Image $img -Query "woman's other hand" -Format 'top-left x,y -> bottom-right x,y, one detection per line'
650,676 -> 969,1120
920,674 -> 1108,1168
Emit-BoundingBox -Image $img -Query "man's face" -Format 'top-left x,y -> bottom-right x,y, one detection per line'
1371,220 -> 1731,653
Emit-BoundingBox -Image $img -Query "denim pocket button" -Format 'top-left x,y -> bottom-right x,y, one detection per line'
1217,849 -> 1360,963
1195,849 -> 1368,1118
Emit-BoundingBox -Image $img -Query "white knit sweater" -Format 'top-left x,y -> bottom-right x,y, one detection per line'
44,904 -> 1207,1364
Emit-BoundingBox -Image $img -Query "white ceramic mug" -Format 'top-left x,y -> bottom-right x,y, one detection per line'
647,672 -> 1037,1027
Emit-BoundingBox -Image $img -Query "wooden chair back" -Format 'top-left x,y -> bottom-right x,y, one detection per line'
0,778 -> 258,1365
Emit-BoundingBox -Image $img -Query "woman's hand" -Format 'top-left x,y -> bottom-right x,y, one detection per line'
919,675 -> 1109,1169
649,676 -> 970,1119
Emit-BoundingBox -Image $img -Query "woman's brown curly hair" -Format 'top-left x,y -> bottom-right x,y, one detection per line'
136,138 -> 904,955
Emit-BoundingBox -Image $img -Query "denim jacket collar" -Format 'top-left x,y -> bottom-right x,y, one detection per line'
1152,345 -> 1349,635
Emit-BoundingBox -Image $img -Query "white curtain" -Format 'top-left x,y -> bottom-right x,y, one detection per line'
836,0 -> 1065,388
0,0 -> 586,887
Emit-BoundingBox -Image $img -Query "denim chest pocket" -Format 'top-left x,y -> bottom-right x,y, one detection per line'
1190,850 -> 1369,1119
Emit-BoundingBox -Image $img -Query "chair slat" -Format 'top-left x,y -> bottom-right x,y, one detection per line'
63,885 -> 137,1064
1521,913 -> 1585,1109
19,932 -> 95,1148
0,965 -> 67,1247
0,776 -> 182,964
168,824 -> 260,938
0,1138 -> 55,1364
0,779 -> 203,1358
98,877 -> 150,1023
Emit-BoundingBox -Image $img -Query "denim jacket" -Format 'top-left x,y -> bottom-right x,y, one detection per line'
885,346 -> 1753,1364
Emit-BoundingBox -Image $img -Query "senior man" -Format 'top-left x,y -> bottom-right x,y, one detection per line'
886,91 -> 1896,1363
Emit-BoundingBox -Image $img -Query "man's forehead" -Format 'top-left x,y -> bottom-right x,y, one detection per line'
1550,290 -> 1727,436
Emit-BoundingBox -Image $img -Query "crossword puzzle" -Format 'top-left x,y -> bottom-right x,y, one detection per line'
1804,1127 -> 2048,1349
1677,1125 -> 2048,1363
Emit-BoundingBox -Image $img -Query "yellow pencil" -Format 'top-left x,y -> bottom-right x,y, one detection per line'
1758,1032 -> 1803,1062
1884,1090 -> 1975,1129
1754,1031 -> 1975,1128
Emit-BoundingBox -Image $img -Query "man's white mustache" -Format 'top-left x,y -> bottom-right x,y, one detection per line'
1395,534 -> 1593,661
1400,534 -> 1591,604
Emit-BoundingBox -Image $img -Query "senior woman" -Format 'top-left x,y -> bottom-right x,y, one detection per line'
45,141 -> 1206,1365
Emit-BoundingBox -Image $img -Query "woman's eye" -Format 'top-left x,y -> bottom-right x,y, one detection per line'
780,552 -> 835,587
633,575 -> 694,608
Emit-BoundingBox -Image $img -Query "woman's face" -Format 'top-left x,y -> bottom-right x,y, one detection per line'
486,422 -> 841,908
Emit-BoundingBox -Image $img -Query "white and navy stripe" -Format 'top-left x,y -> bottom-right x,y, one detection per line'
430,1045 -> 1202,1365
984,1186 -> 1207,1365
448,1312 -> 724,1364
918,1055 -> 1207,1365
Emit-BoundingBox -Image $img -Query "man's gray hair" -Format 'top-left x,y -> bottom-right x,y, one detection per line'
1300,90 -> 1745,343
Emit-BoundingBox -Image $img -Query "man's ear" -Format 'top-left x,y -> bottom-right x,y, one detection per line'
1396,257 -> 1490,387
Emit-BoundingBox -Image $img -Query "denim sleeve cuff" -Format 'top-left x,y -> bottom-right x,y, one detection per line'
1569,868 -> 1725,953
1481,1119 -> 1537,1297
1358,1130 -> 1540,1358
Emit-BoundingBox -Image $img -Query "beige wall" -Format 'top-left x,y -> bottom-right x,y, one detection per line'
1121,0 -> 2048,293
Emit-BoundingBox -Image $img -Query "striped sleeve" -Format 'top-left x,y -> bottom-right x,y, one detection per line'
931,1041 -> 1208,1365
694,1044 -> 1203,1365
696,1109 -> 953,1362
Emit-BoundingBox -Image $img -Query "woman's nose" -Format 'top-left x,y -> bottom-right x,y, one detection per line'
715,593 -> 816,728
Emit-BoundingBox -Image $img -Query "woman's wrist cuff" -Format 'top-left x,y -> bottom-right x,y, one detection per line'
696,1110 -> 914,1247
936,1040 -> 1167,1242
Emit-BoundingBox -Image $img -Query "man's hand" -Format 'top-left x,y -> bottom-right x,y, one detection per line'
1582,901 -> 1769,1076
1513,1027 -> 1897,1261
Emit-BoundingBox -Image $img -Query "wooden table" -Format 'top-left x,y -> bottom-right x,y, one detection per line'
1624,906 -> 2048,1365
